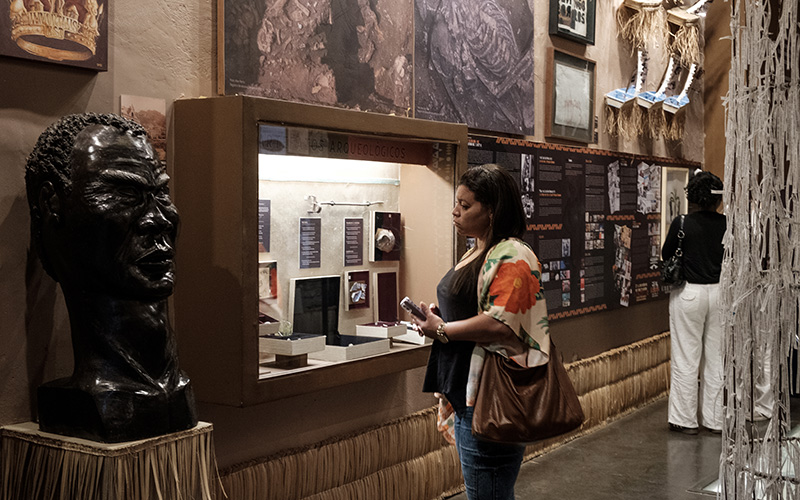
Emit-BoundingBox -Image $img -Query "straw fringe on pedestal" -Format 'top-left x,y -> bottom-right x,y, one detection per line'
217,332 -> 671,500
0,423 -> 216,500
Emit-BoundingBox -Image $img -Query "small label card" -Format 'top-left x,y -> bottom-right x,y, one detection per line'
344,217 -> 364,266
299,218 -> 321,269
258,199 -> 271,252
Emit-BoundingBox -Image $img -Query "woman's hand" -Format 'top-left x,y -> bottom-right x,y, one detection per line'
411,302 -> 444,339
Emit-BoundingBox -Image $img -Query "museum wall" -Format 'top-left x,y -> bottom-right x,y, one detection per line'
0,0 -> 216,430
0,0 -> 708,469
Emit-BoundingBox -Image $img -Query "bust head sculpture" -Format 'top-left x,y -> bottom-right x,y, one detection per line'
25,113 -> 197,443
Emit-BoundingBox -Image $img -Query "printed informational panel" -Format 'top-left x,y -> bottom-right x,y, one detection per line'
468,135 -> 697,321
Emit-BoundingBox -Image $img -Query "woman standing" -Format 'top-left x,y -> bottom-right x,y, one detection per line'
662,171 -> 726,434
411,164 -> 550,500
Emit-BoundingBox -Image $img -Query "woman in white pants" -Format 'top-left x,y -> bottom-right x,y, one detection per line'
662,171 -> 726,434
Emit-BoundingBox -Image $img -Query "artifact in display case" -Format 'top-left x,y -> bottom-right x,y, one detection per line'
370,211 -> 402,261
172,96 -> 466,406
356,270 -> 407,338
286,275 -> 391,361
344,270 -> 369,310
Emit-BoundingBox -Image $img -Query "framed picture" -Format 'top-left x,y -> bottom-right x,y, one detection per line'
549,0 -> 596,45
344,270 -> 369,311
1,0 -> 108,71
258,261 -> 278,300
218,0 -> 411,116
660,166 -> 690,248
546,49 -> 596,144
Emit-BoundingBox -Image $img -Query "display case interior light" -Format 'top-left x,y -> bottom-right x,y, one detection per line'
258,155 -> 402,185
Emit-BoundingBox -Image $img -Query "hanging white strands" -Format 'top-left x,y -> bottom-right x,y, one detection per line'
719,0 -> 800,498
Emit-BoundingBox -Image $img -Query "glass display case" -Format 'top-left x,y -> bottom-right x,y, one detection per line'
172,96 -> 467,406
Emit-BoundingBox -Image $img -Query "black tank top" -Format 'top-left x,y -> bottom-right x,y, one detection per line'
422,266 -> 478,412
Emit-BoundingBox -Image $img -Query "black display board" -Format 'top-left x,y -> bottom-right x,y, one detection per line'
468,136 -> 698,321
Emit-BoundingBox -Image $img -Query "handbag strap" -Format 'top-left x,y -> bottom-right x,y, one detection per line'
674,215 -> 685,257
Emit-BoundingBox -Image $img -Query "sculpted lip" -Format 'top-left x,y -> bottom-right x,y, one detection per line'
136,249 -> 174,274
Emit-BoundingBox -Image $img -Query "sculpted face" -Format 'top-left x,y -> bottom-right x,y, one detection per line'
58,124 -> 178,300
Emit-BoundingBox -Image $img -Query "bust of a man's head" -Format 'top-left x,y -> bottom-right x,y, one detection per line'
26,113 -> 196,443
27,113 -> 178,300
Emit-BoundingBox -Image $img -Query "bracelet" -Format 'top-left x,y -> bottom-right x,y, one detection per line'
435,322 -> 449,343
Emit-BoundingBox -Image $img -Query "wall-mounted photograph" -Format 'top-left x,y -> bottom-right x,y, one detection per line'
546,48 -> 595,143
549,0 -> 595,45
120,95 -> 167,162
2,0 -> 107,70
219,0 -> 411,116
414,0 -> 536,136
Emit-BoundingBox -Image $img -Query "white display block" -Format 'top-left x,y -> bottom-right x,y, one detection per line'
259,322 -> 280,335
309,335 -> 391,362
259,334 -> 326,356
393,329 -> 433,346
355,322 -> 407,338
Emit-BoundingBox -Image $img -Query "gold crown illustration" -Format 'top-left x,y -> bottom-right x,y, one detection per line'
9,0 -> 103,62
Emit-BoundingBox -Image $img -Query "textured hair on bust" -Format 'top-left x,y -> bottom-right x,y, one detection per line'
452,163 -> 527,293
25,113 -> 147,278
686,170 -> 723,210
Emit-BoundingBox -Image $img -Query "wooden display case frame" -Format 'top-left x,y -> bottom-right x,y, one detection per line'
172,96 -> 468,406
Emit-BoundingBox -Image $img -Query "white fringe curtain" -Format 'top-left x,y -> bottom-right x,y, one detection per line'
720,0 -> 800,498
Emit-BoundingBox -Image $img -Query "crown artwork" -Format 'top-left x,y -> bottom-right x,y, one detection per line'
9,0 -> 104,62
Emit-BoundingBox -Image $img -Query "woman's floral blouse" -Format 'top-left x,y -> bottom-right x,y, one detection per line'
438,238 -> 550,442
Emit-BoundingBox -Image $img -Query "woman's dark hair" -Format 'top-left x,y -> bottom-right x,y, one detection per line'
686,170 -> 723,210
452,164 -> 526,293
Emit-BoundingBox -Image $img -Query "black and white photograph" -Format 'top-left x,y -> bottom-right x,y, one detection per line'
415,0 -> 536,135
221,0 -> 412,115
549,0 -> 595,45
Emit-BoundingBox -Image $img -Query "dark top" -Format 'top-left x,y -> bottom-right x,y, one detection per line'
662,210 -> 726,284
422,266 -> 477,413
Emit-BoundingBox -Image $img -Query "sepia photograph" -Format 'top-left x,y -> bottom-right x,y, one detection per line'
120,95 -> 167,162
221,0 -> 411,115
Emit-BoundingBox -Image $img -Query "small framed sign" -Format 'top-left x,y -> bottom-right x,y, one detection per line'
549,0 -> 596,45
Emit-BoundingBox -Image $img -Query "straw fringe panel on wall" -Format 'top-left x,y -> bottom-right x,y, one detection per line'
719,0 -> 800,498
217,332 -> 671,500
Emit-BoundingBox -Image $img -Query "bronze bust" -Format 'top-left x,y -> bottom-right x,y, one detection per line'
25,113 -> 197,443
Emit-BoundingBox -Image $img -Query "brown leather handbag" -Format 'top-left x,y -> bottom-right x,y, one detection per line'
472,341 -> 584,444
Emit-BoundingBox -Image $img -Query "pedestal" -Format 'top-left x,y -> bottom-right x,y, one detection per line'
0,421 -> 216,500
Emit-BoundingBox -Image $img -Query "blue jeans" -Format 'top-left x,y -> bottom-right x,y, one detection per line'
455,407 -> 526,500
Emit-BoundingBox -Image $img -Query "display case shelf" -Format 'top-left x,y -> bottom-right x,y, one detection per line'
172,96 -> 467,406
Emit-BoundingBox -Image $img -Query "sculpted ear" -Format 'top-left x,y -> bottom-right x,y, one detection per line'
38,181 -> 61,225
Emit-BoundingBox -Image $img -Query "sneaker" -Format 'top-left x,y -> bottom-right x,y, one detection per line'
669,423 -> 699,435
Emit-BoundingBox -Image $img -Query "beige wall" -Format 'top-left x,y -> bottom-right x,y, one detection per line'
0,0 -> 707,469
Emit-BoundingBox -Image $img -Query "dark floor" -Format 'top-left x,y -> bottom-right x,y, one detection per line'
449,397 -> 723,500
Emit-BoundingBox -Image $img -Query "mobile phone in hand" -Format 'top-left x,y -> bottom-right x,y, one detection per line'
400,296 -> 427,320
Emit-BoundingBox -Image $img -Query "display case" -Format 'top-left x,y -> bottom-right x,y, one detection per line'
172,96 -> 468,406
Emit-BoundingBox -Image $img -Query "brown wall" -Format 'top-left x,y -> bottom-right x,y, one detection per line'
704,0 -> 731,180
0,0 -> 707,469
